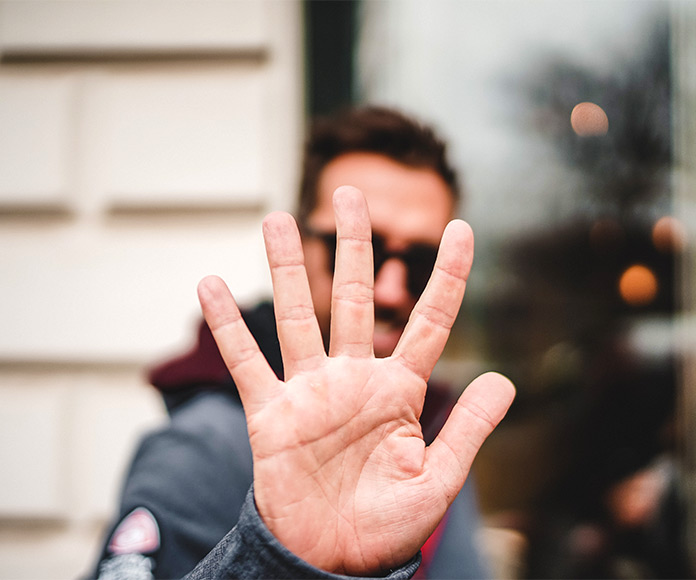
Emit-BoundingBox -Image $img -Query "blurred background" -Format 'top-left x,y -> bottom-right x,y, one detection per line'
0,1 -> 694,578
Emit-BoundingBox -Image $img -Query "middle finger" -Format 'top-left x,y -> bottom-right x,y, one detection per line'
329,186 -> 375,358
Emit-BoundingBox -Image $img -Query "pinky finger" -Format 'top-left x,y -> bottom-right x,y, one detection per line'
198,275 -> 282,412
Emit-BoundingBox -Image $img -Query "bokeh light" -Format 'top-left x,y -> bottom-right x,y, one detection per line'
570,102 -> 609,136
652,215 -> 687,253
618,264 -> 658,306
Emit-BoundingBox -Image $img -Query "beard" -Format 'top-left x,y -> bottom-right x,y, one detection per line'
373,306 -> 411,358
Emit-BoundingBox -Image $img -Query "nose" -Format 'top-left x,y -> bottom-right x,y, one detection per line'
373,258 -> 411,308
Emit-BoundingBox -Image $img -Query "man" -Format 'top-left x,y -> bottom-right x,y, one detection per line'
92,107 -> 514,579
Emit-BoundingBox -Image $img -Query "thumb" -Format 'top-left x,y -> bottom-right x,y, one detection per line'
426,372 -> 515,500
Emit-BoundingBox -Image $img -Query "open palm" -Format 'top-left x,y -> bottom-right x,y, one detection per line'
197,186 -> 515,576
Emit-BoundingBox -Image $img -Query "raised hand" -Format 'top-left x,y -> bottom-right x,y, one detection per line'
197,186 -> 515,576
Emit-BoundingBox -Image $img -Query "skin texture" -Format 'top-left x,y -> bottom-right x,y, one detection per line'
198,186 -> 515,575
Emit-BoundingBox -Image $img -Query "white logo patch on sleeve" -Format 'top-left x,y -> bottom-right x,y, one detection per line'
108,507 -> 161,556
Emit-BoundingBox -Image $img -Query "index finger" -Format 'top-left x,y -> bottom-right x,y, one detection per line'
391,219 -> 473,380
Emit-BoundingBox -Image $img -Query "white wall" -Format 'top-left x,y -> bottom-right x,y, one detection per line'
0,2 -> 304,578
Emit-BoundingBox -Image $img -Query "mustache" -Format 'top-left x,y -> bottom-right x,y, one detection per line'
374,306 -> 409,328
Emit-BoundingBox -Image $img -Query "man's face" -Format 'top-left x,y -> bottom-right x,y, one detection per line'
302,152 -> 455,358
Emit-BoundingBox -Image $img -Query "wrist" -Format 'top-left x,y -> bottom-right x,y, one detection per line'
240,487 -> 422,579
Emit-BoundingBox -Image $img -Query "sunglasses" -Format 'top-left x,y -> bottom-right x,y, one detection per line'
303,227 -> 439,297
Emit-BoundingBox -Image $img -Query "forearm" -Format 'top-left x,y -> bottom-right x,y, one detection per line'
184,487 -> 422,580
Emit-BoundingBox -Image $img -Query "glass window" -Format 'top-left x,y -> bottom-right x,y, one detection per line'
357,2 -> 695,577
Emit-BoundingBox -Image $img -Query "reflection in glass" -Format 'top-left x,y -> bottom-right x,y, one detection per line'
358,2 -> 692,577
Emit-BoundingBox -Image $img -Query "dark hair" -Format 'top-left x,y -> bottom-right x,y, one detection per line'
296,106 -> 461,226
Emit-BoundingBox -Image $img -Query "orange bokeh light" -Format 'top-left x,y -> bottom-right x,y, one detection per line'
652,216 -> 687,253
570,102 -> 609,136
618,264 -> 658,306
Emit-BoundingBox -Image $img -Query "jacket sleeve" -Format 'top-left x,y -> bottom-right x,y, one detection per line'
185,487 -> 422,580
92,391 -> 255,579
